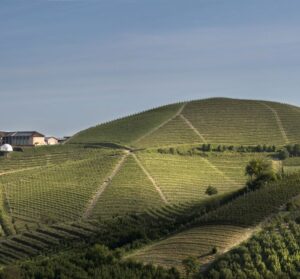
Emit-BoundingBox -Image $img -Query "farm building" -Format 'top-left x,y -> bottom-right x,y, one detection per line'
2,131 -> 46,146
45,137 -> 59,145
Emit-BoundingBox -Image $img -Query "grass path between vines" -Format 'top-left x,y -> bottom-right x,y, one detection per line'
179,114 -> 207,143
83,151 -> 130,219
131,153 -> 169,205
259,102 -> 290,144
133,103 -> 187,145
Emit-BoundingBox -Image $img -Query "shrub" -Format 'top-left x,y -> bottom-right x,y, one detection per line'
278,149 -> 290,160
211,246 -> 218,254
205,186 -> 218,196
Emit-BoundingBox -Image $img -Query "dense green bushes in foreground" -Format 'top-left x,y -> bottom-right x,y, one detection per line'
202,220 -> 300,279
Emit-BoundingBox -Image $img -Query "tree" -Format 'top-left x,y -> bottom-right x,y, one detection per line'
256,145 -> 263,152
278,149 -> 290,160
205,186 -> 218,196
182,257 -> 198,278
293,144 -> 300,156
211,246 -> 218,254
245,159 -> 277,190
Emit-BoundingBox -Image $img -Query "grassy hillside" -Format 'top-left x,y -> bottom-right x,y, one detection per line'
181,99 -> 287,146
90,154 -> 164,219
129,225 -> 252,273
68,103 -> 184,146
128,174 -> 300,274
136,152 -> 263,204
67,98 -> 300,148
1,97 -> 300,277
0,147 -> 123,232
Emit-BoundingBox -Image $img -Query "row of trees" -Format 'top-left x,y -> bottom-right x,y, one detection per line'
157,144 -> 278,156
278,144 -> 300,160
201,144 -> 277,153
157,144 -> 300,159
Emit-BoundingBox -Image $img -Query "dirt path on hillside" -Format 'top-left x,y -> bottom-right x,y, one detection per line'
259,102 -> 290,144
179,114 -> 207,143
200,157 -> 239,186
131,153 -> 169,205
82,151 -> 130,219
133,103 -> 187,145
0,166 -> 42,176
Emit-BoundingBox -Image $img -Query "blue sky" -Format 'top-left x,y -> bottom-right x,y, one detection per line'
1,0 -> 300,136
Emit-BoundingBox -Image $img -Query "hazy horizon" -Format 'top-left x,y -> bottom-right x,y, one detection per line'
1,0 -> 300,137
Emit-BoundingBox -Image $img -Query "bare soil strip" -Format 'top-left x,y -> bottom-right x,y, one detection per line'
179,114 -> 207,143
132,153 -> 169,205
259,102 -> 290,144
133,103 -> 187,145
83,151 -> 130,219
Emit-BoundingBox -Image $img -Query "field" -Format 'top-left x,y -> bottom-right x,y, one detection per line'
66,98 -> 300,148
135,152 -> 263,204
68,103 -> 183,145
127,174 -> 300,274
263,101 -> 300,144
90,154 -> 164,219
129,225 -> 253,273
135,115 -> 204,147
1,97 -> 300,274
0,147 -> 123,233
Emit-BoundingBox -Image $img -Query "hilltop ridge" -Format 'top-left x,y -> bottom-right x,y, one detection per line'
68,97 -> 300,148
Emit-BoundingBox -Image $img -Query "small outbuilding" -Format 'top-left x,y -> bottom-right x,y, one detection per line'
0,144 -> 13,157
0,144 -> 13,152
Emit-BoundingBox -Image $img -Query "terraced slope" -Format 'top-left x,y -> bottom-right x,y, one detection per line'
135,115 -> 204,147
283,157 -> 300,174
0,220 -> 100,265
1,97 -> 300,272
135,152 -> 249,204
67,98 -> 300,148
0,145 -> 96,174
0,149 -> 121,225
129,225 -> 254,273
90,154 -> 164,219
182,98 -> 287,146
261,101 -> 300,144
68,103 -> 184,145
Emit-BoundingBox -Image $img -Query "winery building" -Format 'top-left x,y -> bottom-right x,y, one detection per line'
45,137 -> 59,145
2,131 -> 46,146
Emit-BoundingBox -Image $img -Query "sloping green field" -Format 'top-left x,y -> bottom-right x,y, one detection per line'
1,97 -> 300,272
67,98 -> 300,148
0,148 -> 121,224
136,152 -> 249,204
68,103 -> 183,145
90,154 -> 164,219
181,99 -> 287,146
128,225 -> 253,273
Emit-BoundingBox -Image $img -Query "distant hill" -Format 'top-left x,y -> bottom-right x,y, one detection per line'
68,98 -> 300,147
